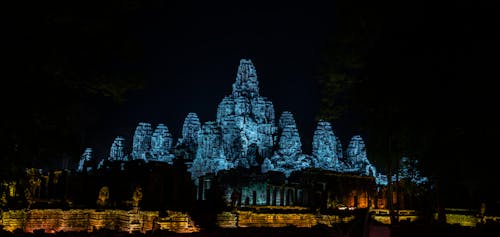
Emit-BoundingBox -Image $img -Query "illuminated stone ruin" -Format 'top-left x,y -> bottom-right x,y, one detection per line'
232,59 -> 260,98
312,121 -> 343,171
267,111 -> 311,177
109,136 -> 127,161
0,209 -> 199,234
98,136 -> 126,169
77,148 -> 93,172
80,59 -> 426,187
214,59 -> 276,167
150,123 -> 175,163
345,135 -> 377,176
176,112 -> 201,155
190,121 -> 231,178
96,186 -> 110,207
132,122 -> 153,161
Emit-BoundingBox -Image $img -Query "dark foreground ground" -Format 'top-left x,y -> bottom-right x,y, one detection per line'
1,224 -> 499,237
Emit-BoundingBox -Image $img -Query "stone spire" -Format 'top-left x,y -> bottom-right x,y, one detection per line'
278,111 -> 296,130
131,122 -> 153,161
265,111 -> 309,176
109,136 -> 126,161
215,60 -> 277,168
277,121 -> 302,157
77,148 -> 93,172
151,123 -> 174,162
312,121 -> 343,171
345,135 -> 376,176
177,113 -> 201,150
274,111 -> 302,157
232,59 -> 259,98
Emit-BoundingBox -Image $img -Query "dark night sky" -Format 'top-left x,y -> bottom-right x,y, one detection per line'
5,1 -> 500,203
84,2 -> 337,156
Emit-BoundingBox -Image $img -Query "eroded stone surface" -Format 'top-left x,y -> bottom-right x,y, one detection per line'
77,148 -> 93,172
132,122 -> 153,161
345,135 -> 377,176
109,136 -> 126,161
83,59 -> 427,186
151,123 -> 174,163
312,121 -> 343,171
177,113 -> 201,156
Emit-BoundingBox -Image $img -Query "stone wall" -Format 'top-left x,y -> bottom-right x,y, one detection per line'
370,209 -> 423,224
216,209 -> 355,228
157,211 -> 200,233
0,210 -> 25,232
0,209 -> 198,234
369,208 -> 498,227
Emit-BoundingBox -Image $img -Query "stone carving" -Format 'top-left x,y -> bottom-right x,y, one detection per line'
81,59 -> 427,186
215,64 -> 276,166
25,168 -> 42,208
132,186 -> 143,208
312,121 -> 343,171
190,122 -> 231,179
188,59 -> 277,178
151,123 -> 174,163
132,122 -> 153,161
109,136 -> 127,161
77,148 -> 93,172
265,111 -> 310,176
345,135 -> 376,176
97,186 -> 109,207
232,59 -> 259,98
0,209 -> 199,234
177,112 -> 201,155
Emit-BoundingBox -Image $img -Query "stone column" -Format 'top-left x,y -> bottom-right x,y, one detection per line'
252,191 -> 257,205
280,187 -> 285,206
272,188 -> 277,206
266,187 -> 270,205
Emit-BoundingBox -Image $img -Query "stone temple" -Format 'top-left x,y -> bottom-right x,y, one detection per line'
74,59 -> 428,208
0,59 -> 433,234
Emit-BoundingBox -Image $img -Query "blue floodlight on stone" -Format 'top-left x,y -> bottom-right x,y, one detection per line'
109,136 -> 126,161
77,148 -> 93,172
177,112 -> 201,152
345,135 -> 377,176
264,111 -> 312,177
132,122 -> 153,161
82,59 -> 428,187
312,121 -> 343,171
150,123 -> 175,163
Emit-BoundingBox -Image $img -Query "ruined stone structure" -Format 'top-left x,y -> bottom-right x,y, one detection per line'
217,208 -> 355,228
0,59 -> 433,234
0,209 -> 198,234
77,148 -> 93,172
84,59 -> 420,185
72,59 -> 427,209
